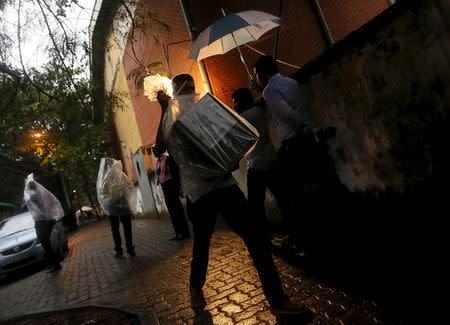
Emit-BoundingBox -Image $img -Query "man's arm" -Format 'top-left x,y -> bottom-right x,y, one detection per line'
153,90 -> 171,157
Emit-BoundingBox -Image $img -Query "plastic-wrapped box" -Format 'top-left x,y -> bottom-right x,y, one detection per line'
96,158 -> 136,216
162,93 -> 258,201
23,174 -> 64,221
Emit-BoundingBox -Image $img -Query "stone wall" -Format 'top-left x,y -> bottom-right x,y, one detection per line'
293,0 -> 450,194
290,2 -> 449,321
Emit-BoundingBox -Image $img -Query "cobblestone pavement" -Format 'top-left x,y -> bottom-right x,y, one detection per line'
0,216 -> 406,325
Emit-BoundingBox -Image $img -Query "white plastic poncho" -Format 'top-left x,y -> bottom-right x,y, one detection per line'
96,158 -> 136,216
23,174 -> 64,222
162,92 -> 259,202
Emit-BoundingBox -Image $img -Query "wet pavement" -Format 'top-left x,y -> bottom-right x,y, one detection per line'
0,216 -> 406,324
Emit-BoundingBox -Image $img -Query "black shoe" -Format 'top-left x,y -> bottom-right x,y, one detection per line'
190,287 -> 207,309
291,243 -> 307,256
46,264 -> 62,273
128,250 -> 136,257
270,298 -> 311,315
115,251 -> 124,258
176,233 -> 190,240
271,235 -> 289,248
170,235 -> 179,241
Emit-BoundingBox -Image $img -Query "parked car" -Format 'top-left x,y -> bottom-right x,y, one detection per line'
0,212 -> 68,277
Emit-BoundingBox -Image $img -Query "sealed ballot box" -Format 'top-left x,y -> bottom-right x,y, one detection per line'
164,93 -> 258,196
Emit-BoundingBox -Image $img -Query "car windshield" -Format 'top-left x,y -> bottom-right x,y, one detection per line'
0,213 -> 35,238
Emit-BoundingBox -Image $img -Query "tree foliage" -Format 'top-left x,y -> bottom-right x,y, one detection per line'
0,0 -> 112,208
1,0 -> 172,209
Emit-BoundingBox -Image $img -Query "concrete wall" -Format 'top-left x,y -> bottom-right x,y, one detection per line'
293,0 -> 450,193
288,3 -> 449,321
112,64 -> 144,179
101,4 -> 144,179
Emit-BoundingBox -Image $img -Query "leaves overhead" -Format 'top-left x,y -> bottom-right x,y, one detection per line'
0,0 -> 112,205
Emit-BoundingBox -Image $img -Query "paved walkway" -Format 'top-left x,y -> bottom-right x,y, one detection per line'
0,216 -> 405,325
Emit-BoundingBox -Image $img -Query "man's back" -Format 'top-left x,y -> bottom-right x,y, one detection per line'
240,105 -> 277,171
262,73 -> 310,142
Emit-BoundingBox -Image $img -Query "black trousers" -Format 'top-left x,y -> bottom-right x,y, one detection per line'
161,178 -> 190,236
247,163 -> 293,231
109,215 -> 134,254
186,184 -> 287,306
35,220 -> 60,268
278,133 -> 343,246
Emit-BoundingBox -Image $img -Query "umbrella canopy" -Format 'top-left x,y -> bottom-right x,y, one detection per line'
188,10 -> 280,62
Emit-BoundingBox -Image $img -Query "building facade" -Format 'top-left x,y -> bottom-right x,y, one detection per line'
91,0 -> 395,216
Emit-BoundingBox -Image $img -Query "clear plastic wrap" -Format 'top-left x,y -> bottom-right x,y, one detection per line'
143,74 -> 173,101
96,158 -> 136,216
162,92 -> 259,201
23,174 -> 64,221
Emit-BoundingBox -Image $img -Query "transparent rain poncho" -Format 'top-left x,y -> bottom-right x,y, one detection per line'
162,92 -> 259,201
23,174 -> 64,221
96,158 -> 136,216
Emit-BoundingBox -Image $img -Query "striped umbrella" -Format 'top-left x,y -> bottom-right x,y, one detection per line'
188,10 -> 281,80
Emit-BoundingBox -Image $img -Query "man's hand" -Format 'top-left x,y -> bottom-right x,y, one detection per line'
157,90 -> 170,111
316,126 -> 337,143
151,145 -> 163,158
249,79 -> 264,92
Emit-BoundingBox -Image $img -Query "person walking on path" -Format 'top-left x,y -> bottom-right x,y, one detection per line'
231,88 -> 293,240
154,90 -> 190,241
252,55 -> 319,253
153,147 -> 190,241
23,174 -> 63,272
96,158 -> 136,258
155,74 -> 311,316
252,55 -> 342,253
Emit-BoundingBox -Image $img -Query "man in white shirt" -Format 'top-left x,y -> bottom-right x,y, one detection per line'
253,56 -> 323,253
155,74 -> 311,317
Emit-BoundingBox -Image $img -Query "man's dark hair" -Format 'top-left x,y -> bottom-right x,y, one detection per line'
172,74 -> 194,89
231,88 -> 254,111
254,55 -> 278,75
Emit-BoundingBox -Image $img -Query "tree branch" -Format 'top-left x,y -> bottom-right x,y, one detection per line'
17,0 -> 59,102
36,0 -> 89,112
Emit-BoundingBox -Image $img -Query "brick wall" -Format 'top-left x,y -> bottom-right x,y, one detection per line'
187,0 -> 389,106
122,0 -> 390,132
320,0 -> 389,41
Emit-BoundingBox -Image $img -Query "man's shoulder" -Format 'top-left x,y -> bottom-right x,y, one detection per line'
241,105 -> 264,123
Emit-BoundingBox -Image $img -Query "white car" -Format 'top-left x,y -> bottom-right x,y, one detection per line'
0,212 -> 68,277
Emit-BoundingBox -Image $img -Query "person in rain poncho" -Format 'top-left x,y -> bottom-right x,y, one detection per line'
154,74 -> 311,316
96,158 -> 136,258
23,174 -> 63,272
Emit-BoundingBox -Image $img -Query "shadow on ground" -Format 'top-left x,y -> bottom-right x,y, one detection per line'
0,306 -> 141,325
0,261 -> 47,287
272,192 -> 449,325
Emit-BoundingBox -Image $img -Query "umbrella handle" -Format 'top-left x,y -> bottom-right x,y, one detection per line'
221,8 -> 253,82
236,44 -> 253,81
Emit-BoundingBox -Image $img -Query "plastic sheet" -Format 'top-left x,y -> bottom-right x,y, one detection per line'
162,92 -> 259,201
143,74 -> 173,102
96,158 -> 136,216
23,174 -> 64,221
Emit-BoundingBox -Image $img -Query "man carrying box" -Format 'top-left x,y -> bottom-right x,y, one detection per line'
155,74 -> 312,317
